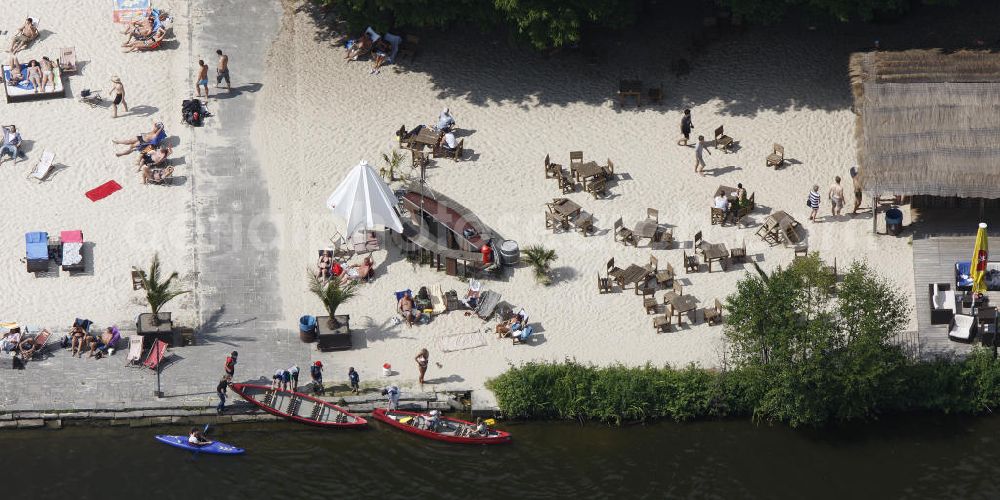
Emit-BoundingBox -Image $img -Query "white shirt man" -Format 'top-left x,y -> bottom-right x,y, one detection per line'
713,194 -> 729,211
443,132 -> 457,150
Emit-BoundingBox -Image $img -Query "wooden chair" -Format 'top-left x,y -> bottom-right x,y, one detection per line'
714,126 -> 734,153
544,154 -> 561,179
653,311 -> 673,333
607,257 -> 626,287
647,83 -> 664,105
638,281 -> 656,297
756,218 -> 780,245
766,144 -> 785,168
694,231 -> 705,256
598,273 -> 613,294
58,47 -> 77,73
569,151 -> 583,169
656,263 -> 675,288
558,170 -> 576,194
729,240 -> 747,263
644,255 -> 658,274
684,250 -> 699,273
654,227 -> 673,248
711,207 -> 726,225
545,211 -> 566,232
747,192 -> 756,210
794,245 -> 808,258
131,270 -> 145,290
574,212 -> 595,236
704,298 -> 723,325
663,282 -> 682,305
646,208 -> 659,223
613,218 -> 636,246
601,158 -> 615,181
644,293 -> 659,314
586,176 -> 607,199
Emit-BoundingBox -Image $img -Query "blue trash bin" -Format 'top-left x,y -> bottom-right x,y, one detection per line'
299,315 -> 318,343
885,208 -> 903,236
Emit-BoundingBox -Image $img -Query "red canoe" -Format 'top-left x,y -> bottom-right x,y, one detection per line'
372,408 -> 511,444
230,383 -> 367,428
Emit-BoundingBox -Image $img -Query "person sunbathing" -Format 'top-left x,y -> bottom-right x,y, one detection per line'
122,28 -> 166,53
122,14 -> 155,44
5,56 -> 23,85
0,125 -> 22,165
9,18 -> 38,54
317,250 -> 333,279
142,164 -> 175,184
39,57 -> 54,92
25,60 -> 42,93
70,324 -> 87,357
0,330 -> 21,354
345,32 -> 374,61
370,38 -> 391,74
86,335 -> 100,358
398,291 -> 421,327
347,256 -> 374,282
113,121 -> 165,156
495,310 -> 526,338
136,145 -> 172,171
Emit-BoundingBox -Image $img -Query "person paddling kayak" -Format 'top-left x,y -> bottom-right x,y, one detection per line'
188,427 -> 211,447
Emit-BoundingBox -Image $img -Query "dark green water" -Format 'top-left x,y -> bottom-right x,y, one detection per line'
5,415 -> 996,499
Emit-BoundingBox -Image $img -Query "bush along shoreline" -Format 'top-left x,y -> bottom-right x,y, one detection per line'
487,256 -> 1000,427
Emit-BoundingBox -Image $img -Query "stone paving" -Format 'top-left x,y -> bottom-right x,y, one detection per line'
0,0 -> 311,412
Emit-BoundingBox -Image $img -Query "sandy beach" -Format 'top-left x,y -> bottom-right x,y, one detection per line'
0,0 -> 952,410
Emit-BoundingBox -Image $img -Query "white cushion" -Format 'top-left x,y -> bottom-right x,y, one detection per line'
949,314 -> 975,340
933,290 -> 956,312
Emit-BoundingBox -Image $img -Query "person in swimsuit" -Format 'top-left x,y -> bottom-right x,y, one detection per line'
39,57 -> 54,92
137,145 -> 171,171
5,56 -> 23,86
69,324 -> 87,357
122,14 -> 154,45
317,250 -> 333,279
140,148 -> 174,184
113,120 -> 165,156
196,59 -> 209,98
370,38 -> 391,74
415,348 -> 429,385
122,28 -> 165,52
109,76 -> 128,118
9,18 -> 38,54
25,60 -> 42,93
215,49 -> 230,91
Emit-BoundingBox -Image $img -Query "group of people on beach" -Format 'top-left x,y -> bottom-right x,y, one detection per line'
4,55 -> 55,94
344,27 -> 401,74
66,320 -> 120,360
120,11 -> 169,52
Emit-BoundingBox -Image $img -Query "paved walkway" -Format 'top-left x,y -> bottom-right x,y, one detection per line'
0,0 -> 309,412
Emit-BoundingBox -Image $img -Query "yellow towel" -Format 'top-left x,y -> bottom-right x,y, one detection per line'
399,416 -> 413,424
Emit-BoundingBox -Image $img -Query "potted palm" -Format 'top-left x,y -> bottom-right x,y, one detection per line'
381,149 -> 406,182
308,271 -> 358,330
133,253 -> 189,337
523,245 -> 557,285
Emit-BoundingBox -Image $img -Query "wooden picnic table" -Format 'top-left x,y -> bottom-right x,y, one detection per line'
669,295 -> 698,324
619,80 -> 642,106
549,198 -> 581,220
405,126 -> 441,149
618,264 -> 650,290
704,243 -> 728,272
716,185 -> 740,200
572,161 -> 604,182
766,210 -> 800,243
633,219 -> 660,241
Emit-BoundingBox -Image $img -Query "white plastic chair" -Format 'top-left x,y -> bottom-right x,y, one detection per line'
27,151 -> 54,182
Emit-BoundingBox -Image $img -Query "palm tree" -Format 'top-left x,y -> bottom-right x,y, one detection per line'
523,245 -> 557,285
308,271 -> 359,328
134,253 -> 190,326
381,149 -> 406,181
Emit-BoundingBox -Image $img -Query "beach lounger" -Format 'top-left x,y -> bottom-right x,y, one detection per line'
475,290 -> 502,320
27,151 -> 55,182
125,335 -> 143,366
25,231 -> 49,273
430,284 -> 447,315
383,32 -> 402,63
58,47 -> 77,73
60,230 -> 84,272
18,329 -> 50,361
144,339 -> 168,370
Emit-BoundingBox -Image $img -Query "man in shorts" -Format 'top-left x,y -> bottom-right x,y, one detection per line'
828,176 -> 845,217
678,109 -> 693,146
196,59 -> 209,98
215,49 -> 230,91
851,167 -> 863,215
694,135 -> 711,176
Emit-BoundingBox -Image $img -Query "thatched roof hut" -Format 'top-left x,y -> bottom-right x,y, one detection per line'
849,49 -> 1000,199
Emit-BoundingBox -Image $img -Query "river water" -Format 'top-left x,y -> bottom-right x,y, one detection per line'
5,414 -> 995,499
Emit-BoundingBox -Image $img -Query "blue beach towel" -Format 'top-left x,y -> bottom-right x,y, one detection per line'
25,232 -> 48,260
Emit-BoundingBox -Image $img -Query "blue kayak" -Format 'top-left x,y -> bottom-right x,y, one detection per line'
154,435 -> 245,455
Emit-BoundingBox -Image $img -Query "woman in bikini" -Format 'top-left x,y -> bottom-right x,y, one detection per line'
25,60 -> 42,93
317,250 -> 333,279
39,57 -> 54,92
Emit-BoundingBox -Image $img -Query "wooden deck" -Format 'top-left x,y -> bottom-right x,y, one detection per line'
910,207 -> 1000,359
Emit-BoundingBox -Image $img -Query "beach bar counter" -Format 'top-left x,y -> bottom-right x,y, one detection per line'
399,186 -> 506,277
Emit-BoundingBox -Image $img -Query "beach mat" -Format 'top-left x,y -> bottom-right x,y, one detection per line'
437,331 -> 487,353
86,180 -> 122,201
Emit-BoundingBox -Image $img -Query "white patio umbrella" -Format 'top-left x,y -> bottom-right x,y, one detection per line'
325,160 -> 403,235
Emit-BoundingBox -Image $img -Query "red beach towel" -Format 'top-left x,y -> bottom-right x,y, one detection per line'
85,181 -> 122,201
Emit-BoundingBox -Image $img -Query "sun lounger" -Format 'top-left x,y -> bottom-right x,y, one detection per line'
475,290 -> 502,320
60,230 -> 84,272
25,231 -> 49,273
58,47 -> 77,73
383,32 -> 402,63
18,329 -> 50,361
144,339 -> 168,370
430,284 -> 447,315
27,151 -> 55,181
125,335 -> 143,366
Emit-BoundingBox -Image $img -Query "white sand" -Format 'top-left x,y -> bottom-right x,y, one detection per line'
0,1 -> 198,331
252,5 -> 916,394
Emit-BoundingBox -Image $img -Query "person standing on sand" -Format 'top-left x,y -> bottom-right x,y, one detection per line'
828,176 -> 845,217
694,135 -> 711,176
415,348 -> 429,385
215,49 -> 230,92
348,366 -> 360,394
678,109 -> 693,146
216,375 -> 230,414
196,59 -> 209,98
224,351 -> 238,378
109,76 -> 128,118
851,167 -> 863,215
808,184 -> 821,222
